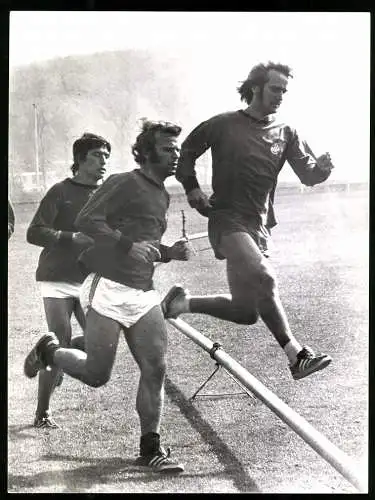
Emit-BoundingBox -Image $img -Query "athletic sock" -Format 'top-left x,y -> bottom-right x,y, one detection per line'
140,432 -> 161,457
283,339 -> 303,365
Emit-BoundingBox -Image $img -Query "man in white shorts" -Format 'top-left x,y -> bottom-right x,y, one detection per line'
26,133 -> 111,428
24,120 -> 190,473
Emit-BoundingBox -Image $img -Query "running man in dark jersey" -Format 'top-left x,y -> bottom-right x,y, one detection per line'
24,120 -> 190,473
26,133 -> 111,428
162,61 -> 334,381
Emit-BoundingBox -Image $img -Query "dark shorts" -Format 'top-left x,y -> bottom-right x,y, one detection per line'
208,210 -> 271,260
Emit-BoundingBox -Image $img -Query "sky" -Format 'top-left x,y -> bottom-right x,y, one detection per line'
9,11 -> 371,182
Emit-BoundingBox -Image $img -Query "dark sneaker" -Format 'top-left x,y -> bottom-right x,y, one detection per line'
290,346 -> 332,380
161,285 -> 186,319
24,333 -> 60,379
134,447 -> 184,473
34,411 -> 61,429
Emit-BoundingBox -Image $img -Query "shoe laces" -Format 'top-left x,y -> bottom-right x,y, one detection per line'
298,346 -> 314,360
158,446 -> 171,458
35,414 -> 60,428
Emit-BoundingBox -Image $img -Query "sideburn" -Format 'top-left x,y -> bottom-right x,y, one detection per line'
148,148 -> 160,164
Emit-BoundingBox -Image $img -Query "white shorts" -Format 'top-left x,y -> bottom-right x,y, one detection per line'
40,281 -> 82,299
80,273 -> 161,328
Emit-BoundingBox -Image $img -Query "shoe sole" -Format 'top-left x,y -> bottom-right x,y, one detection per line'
161,285 -> 185,319
24,333 -> 58,378
24,336 -> 49,378
134,463 -> 184,473
292,356 -> 332,380
34,420 -> 61,429
158,466 -> 184,474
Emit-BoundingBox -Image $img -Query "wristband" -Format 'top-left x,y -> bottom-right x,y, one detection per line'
59,231 -> 73,242
159,245 -> 172,263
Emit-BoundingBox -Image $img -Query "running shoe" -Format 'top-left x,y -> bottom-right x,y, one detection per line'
161,285 -> 186,319
34,411 -> 61,429
134,447 -> 184,473
290,346 -> 332,380
24,333 -> 60,378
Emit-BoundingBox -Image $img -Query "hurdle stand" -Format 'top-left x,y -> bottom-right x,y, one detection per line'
190,359 -> 256,401
168,317 -> 366,493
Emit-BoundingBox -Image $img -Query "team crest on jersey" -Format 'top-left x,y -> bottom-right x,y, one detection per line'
270,140 -> 284,156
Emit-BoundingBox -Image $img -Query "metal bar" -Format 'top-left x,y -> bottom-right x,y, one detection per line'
168,317 -> 366,492
33,103 -> 40,187
181,210 -> 187,239
187,231 -> 208,241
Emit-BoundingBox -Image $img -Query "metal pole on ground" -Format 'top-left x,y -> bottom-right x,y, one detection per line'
33,103 -> 40,188
184,231 -> 208,241
168,317 -> 366,493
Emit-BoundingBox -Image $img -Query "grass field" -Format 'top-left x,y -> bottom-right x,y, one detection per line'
8,187 -> 369,493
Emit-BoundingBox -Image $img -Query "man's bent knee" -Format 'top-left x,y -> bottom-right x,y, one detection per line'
229,305 -> 259,325
85,371 -> 111,388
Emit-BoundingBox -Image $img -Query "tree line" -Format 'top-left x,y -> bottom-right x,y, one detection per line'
9,49 -> 198,201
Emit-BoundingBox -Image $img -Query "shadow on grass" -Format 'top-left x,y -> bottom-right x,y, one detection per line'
165,376 -> 260,493
8,454 -> 250,492
8,424 -> 38,440
7,456 -> 155,492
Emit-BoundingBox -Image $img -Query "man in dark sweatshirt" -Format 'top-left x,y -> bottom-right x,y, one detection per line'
26,133 -> 111,428
162,61 -> 334,381
24,120 -> 190,473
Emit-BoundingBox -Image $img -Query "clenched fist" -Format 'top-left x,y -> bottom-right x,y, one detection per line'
168,238 -> 193,261
187,188 -> 212,216
128,241 -> 161,264
316,152 -> 334,173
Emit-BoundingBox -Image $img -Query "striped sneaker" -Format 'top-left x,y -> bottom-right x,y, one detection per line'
290,346 -> 332,380
24,333 -> 60,378
34,411 -> 61,429
134,447 -> 184,473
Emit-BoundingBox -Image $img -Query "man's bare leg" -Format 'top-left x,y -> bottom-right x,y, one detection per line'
125,305 -> 168,437
125,305 -> 184,471
53,308 -> 121,387
162,231 -> 331,378
35,297 -> 76,426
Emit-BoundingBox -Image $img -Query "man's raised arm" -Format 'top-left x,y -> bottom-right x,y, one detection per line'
286,131 -> 334,186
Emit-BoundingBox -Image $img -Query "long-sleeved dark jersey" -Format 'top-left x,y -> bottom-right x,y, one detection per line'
76,169 -> 172,291
176,110 -> 331,229
27,178 -> 98,283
